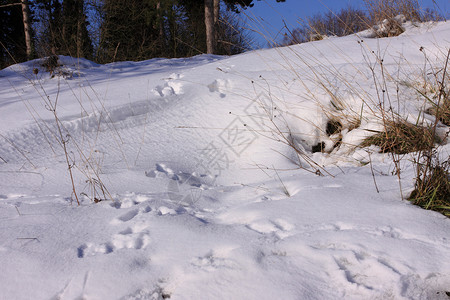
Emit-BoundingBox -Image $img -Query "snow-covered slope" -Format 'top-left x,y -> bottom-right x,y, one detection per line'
0,21 -> 449,299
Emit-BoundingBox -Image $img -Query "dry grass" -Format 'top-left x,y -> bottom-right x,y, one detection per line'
407,50 -> 450,217
283,0 -> 444,45
246,0 -> 449,216
364,0 -> 422,24
409,156 -> 450,217
427,91 -> 450,126
20,56 -> 113,205
360,49 -> 449,217
361,120 -> 438,154
363,0 -> 444,37
440,97 -> 450,126
282,6 -> 369,45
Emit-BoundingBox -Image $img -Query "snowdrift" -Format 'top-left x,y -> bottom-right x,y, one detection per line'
0,21 -> 449,299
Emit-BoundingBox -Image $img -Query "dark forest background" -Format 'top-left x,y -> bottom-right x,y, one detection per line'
1,0 -> 444,69
1,0 -> 289,68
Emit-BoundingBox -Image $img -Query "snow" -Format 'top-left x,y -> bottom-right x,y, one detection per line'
0,21 -> 449,300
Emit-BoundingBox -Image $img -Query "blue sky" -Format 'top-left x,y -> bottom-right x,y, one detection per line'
241,0 -> 449,47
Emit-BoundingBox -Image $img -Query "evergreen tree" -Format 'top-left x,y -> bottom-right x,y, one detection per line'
0,0 -> 32,68
35,0 -> 63,55
222,0 -> 286,13
178,0 -> 207,54
61,0 -> 93,58
35,0 -> 92,59
203,0 -> 286,54
99,0 -> 165,62
98,0 -> 277,62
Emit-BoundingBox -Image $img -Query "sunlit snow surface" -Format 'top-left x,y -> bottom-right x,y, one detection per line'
0,22 -> 449,299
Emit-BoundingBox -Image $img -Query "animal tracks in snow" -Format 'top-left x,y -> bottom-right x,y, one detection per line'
110,201 -> 152,224
77,187 -> 206,259
247,218 -> 295,240
207,79 -> 232,98
146,163 -> 212,189
191,248 -> 240,272
73,177 -> 449,298
112,226 -> 151,250
78,194 -> 155,258
116,208 -> 140,222
77,242 -> 114,258
146,163 -> 213,206
217,208 -> 296,242
332,250 -> 406,291
77,221 -> 151,258
152,73 -> 184,97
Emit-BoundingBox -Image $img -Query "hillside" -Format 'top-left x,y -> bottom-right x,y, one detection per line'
0,21 -> 449,300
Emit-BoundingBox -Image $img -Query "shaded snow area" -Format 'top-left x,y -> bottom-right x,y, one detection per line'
1,22 -> 449,300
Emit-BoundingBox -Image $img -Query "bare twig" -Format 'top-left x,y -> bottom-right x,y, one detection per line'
273,165 -> 290,197
15,206 -> 21,216
44,78 -> 80,205
368,152 -> 380,193
0,3 -> 21,8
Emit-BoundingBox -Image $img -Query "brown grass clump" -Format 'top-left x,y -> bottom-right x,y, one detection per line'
427,93 -> 450,126
283,7 -> 369,45
361,120 -> 437,154
282,0 -> 444,45
371,16 -> 406,37
364,0 -> 422,24
363,0 -> 416,37
408,50 -> 450,217
440,97 -> 450,126
364,0 -> 443,37
409,157 -> 450,217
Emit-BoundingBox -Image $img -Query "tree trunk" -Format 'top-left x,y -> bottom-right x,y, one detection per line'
214,0 -> 219,51
204,0 -> 215,54
21,0 -> 32,59
167,5 -> 177,57
157,1 -> 165,51
157,2 -> 164,38
214,0 -> 219,24
77,2 -> 83,57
